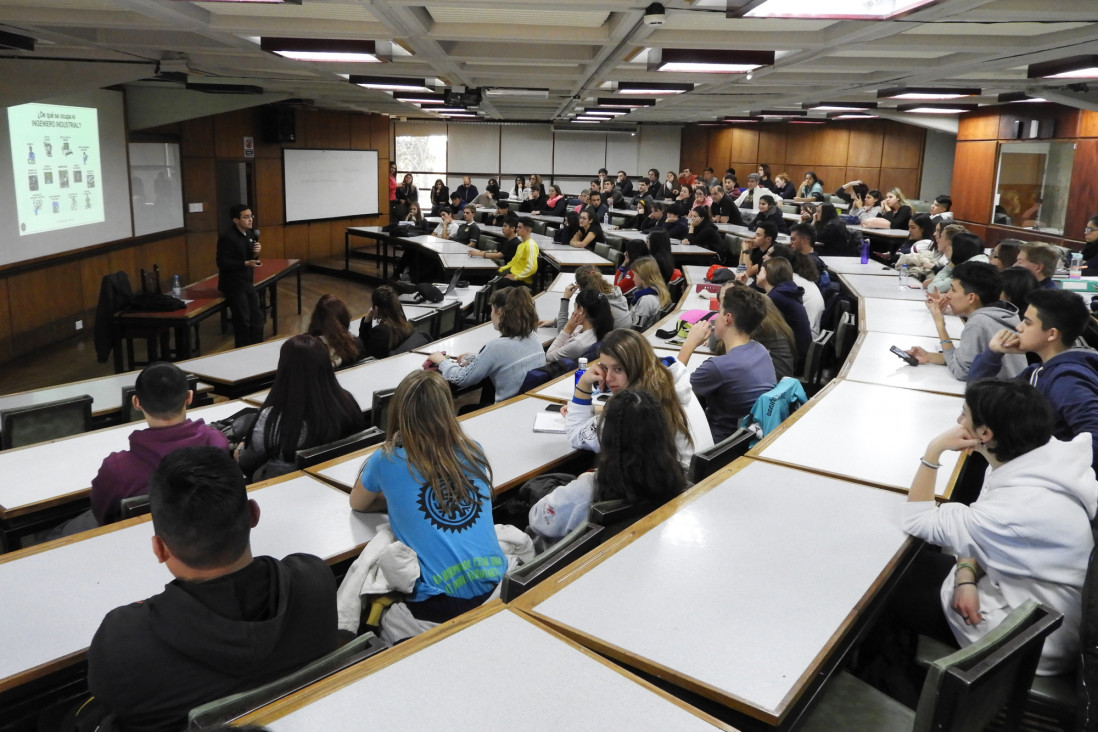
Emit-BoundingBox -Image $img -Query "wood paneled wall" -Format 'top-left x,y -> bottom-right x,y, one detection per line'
681,120 -> 926,200
952,103 -> 1098,251
0,105 -> 392,365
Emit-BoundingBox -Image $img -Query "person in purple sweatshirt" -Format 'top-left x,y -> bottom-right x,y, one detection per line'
90,362 -> 229,524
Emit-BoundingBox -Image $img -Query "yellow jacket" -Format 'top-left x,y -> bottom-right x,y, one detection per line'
499,237 -> 539,284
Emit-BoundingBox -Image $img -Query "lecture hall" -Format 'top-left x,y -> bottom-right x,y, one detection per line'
1,0 -> 1098,730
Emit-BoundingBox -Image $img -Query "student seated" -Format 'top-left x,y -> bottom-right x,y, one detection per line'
350,371 -> 505,624
308,293 -> 364,368
546,288 -> 615,364
924,227 -> 980,296
488,200 -> 511,227
237,334 -> 365,481
757,257 -> 811,362
615,239 -> 648,297
627,257 -> 671,330
358,285 -> 415,360
990,239 -> 1023,270
573,262 -> 631,330
658,203 -> 688,239
969,289 -> 1098,470
767,243 -> 823,338
569,208 -> 605,250
529,389 -> 686,541
906,261 -> 1027,381
495,216 -> 539,287
1015,241 -> 1062,289
682,205 -> 726,262
902,379 -> 1097,676
998,265 -> 1039,311
432,206 -> 459,239
929,194 -> 953,222
90,362 -> 229,526
565,329 -> 713,470
678,284 -> 776,442
1083,214 -> 1098,276
646,229 -> 683,284
739,220 -> 777,279
88,446 -> 338,731
454,204 -> 481,245
427,286 -> 546,402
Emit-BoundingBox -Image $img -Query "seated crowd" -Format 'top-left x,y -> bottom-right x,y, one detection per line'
29,166 -> 1098,730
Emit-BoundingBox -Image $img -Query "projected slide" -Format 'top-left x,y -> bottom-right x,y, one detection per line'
8,102 -> 104,236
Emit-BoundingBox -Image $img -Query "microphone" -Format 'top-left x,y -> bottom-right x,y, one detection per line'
250,228 -> 261,263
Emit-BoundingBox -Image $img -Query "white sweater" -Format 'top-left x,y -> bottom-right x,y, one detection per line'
902,434 -> 1098,675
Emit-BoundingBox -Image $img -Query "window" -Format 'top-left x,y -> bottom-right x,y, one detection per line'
395,132 -> 446,192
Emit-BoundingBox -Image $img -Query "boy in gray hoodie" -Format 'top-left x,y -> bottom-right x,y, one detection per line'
906,261 -> 1027,380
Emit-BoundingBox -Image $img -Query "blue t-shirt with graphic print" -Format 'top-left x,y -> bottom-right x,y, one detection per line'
359,445 -> 505,602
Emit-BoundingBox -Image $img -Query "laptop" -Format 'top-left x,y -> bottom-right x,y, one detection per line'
399,269 -> 462,304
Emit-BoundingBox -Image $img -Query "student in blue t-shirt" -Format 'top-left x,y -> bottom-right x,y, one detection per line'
350,371 -> 505,623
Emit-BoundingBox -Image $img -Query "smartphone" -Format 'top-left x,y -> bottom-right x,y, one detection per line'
890,345 -> 919,366
544,403 -> 563,413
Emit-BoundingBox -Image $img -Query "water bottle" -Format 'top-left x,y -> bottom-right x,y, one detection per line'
1070,252 -> 1083,279
859,237 -> 870,264
171,275 -> 182,299
898,264 -> 909,287
603,211 -> 609,226
575,357 -> 588,388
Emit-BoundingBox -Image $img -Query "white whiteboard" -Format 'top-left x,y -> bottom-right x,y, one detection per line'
553,132 -> 607,176
500,126 -> 553,176
448,124 -> 499,174
283,148 -> 379,223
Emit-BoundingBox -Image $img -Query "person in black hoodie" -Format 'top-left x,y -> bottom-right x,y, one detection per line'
660,203 -> 689,239
216,204 -> 264,347
683,205 -> 728,264
87,446 -> 337,732
758,256 -> 811,364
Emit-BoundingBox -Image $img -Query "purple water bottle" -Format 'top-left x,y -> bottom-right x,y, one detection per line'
859,236 -> 870,264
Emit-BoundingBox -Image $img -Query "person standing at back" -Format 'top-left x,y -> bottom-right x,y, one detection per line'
217,204 -> 264,347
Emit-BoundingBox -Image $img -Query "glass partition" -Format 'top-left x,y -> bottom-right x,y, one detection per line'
992,141 -> 1074,236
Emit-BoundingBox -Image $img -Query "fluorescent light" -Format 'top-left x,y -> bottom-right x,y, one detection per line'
350,75 -> 430,92
650,49 -> 774,74
616,82 -> 693,95
790,119 -> 827,124
434,107 -> 470,113
443,113 -> 478,118
1028,55 -> 1098,79
997,93 -> 1048,104
722,116 -> 759,123
484,88 -> 549,98
878,86 -> 980,99
571,119 -> 602,124
805,102 -> 878,111
829,113 -> 879,119
741,0 -> 934,20
896,103 -> 978,114
591,107 -> 632,115
751,110 -> 807,118
272,50 -> 379,63
392,93 -> 445,105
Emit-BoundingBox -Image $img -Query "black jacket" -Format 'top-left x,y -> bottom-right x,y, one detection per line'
94,271 -> 133,363
88,554 -> 337,732
216,226 -> 257,292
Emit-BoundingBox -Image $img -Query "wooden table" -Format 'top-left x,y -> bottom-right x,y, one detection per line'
840,331 -> 965,396
749,379 -> 963,498
307,396 -> 581,496
0,472 -> 385,694
859,298 -> 964,340
112,259 -> 301,372
515,459 -> 913,730
241,605 -> 730,730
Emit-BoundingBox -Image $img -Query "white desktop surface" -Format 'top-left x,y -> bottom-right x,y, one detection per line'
0,474 -> 384,689
0,372 -> 138,419
313,397 -> 576,493
177,338 -> 288,385
752,380 -> 962,496
840,273 -> 928,301
0,400 -> 246,517
264,609 -> 722,731
861,298 -> 964,340
546,272 -> 615,292
821,257 -> 898,276
843,331 -> 965,396
542,248 -> 613,267
528,460 -> 909,722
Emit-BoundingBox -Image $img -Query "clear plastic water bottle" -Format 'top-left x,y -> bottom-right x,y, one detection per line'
1070,252 -> 1083,279
603,211 -> 609,226
859,237 -> 870,264
575,357 -> 588,388
171,275 -> 182,299
899,264 -> 909,287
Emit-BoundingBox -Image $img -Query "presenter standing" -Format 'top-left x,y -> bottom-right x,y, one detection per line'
217,204 -> 264,347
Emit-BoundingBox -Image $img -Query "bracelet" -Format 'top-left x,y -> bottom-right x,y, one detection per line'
919,457 -> 940,470
954,581 -> 977,588
575,387 -> 592,395
956,561 -> 978,575
940,339 -> 953,345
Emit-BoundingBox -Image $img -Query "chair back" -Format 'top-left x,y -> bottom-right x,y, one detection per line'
371,388 -> 397,430
531,219 -> 549,236
605,249 -> 623,268
119,494 -> 151,519
187,633 -> 388,730
800,329 -> 834,396
409,309 -> 437,336
723,234 -> 743,261
834,311 -> 857,361
610,215 -> 628,228
434,300 -> 461,338
500,522 -> 605,602
657,299 -> 677,321
589,498 -> 658,536
1,395 -> 93,450
476,233 -> 495,251
593,242 -> 611,259
391,330 -> 431,355
687,428 -> 754,483
295,426 -> 384,469
739,377 -> 808,446
668,276 -> 686,303
913,601 -> 1062,732
604,234 -> 624,252
139,264 -> 162,295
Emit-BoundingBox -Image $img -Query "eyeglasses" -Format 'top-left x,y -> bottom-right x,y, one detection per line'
1085,226 -> 1098,234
